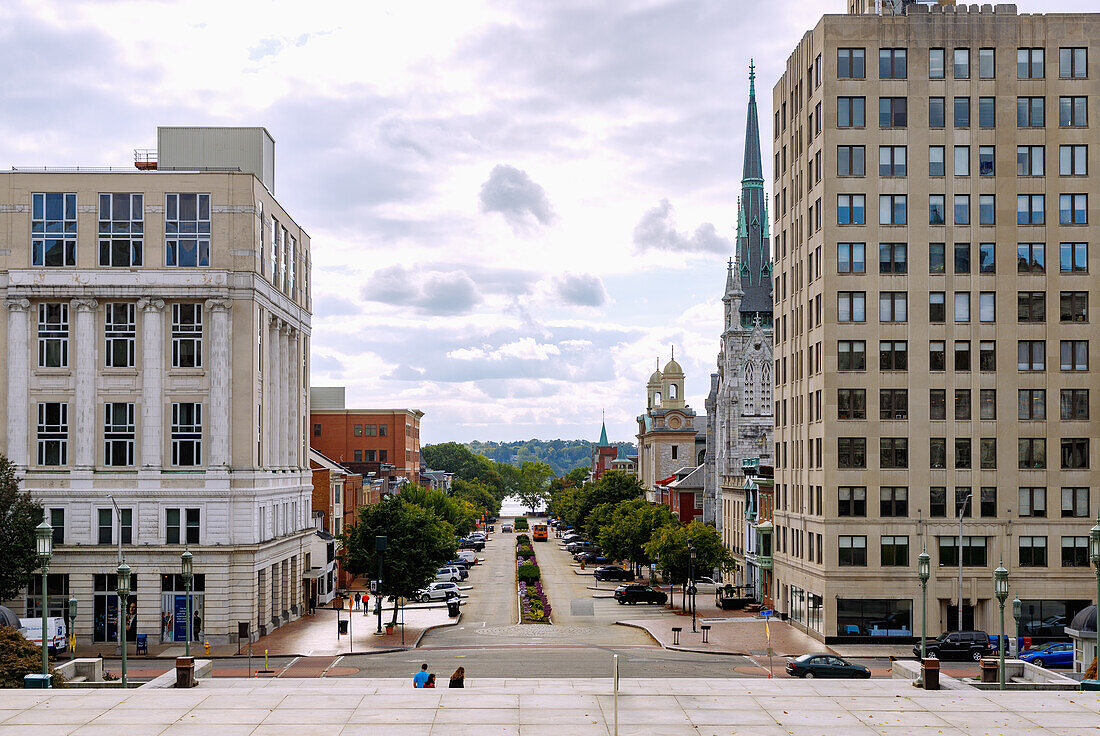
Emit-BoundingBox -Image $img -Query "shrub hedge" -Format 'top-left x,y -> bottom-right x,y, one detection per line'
517,563 -> 541,582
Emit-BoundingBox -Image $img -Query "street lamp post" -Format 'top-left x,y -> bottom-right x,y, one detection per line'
994,562 -> 1009,690
689,544 -> 697,633
35,521 -> 53,682
117,561 -> 131,688
68,595 -> 77,660
1090,514 -> 1100,676
375,536 -> 388,634
957,493 -> 972,632
181,547 -> 193,658
917,549 -> 931,663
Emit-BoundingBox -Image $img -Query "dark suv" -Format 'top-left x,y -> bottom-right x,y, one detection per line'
614,584 -> 668,605
914,630 -> 994,661
593,566 -> 633,582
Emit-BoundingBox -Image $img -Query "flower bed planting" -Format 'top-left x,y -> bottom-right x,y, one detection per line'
516,537 -> 552,623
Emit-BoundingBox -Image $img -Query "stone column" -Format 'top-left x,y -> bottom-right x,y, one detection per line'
279,324 -> 291,468
71,299 -> 99,470
206,299 -> 232,468
5,299 -> 32,469
267,316 -> 282,469
286,327 -> 298,470
138,299 -> 166,469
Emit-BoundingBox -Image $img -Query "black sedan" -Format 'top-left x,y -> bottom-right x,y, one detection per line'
593,566 -> 633,582
785,654 -> 870,679
458,539 -> 484,551
614,584 -> 668,605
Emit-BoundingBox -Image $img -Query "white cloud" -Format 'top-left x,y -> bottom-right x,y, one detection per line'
478,164 -> 556,234
632,199 -> 730,254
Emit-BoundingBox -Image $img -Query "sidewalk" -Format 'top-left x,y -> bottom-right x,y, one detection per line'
74,605 -> 460,659
3,677 -> 1097,735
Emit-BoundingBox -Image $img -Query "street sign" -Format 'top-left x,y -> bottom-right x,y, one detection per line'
761,609 -> 774,617
370,580 -> 378,593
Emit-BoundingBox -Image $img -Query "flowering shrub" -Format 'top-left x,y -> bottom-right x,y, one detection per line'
517,539 -> 552,622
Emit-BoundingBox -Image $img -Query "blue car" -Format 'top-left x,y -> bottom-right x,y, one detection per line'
1019,642 -> 1074,669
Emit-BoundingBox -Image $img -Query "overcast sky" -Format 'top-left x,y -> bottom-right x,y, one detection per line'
3,0 -> 1089,445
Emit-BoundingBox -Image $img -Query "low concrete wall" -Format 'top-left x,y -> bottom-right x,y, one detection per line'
138,659 -> 213,689
53,658 -> 103,684
966,659 -> 1080,691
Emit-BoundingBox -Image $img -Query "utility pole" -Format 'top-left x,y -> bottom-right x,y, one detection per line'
957,493 -> 971,631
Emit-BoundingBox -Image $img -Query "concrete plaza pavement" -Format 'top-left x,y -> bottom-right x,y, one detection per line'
2,677 -> 1099,735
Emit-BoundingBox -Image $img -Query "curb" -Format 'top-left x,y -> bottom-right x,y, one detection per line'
414,612 -> 462,648
614,621 -> 773,657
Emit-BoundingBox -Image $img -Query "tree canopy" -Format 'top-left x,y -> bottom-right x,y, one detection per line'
420,442 -> 505,497
644,521 -> 734,585
515,460 -> 555,512
467,440 -> 634,476
450,478 -> 501,518
399,484 -> 478,537
595,499 -> 679,572
340,497 -> 457,623
0,455 -> 41,601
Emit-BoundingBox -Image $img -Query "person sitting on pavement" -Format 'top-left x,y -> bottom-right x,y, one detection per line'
412,663 -> 430,688
424,673 -> 436,688
449,667 -> 465,688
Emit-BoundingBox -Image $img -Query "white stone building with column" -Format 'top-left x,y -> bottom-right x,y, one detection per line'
1,127 -> 314,645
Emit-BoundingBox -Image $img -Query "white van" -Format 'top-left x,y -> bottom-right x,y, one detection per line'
456,550 -> 477,564
20,617 -> 67,654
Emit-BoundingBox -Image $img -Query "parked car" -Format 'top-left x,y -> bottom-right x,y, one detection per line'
566,541 -> 598,553
416,582 -> 461,602
435,566 -> 466,582
1019,642 -> 1074,669
687,576 -> 720,595
458,539 -> 484,551
914,630 -> 994,661
456,550 -> 477,564
593,566 -> 633,582
614,584 -> 668,605
785,654 -> 870,679
446,559 -> 471,571
574,552 -> 609,564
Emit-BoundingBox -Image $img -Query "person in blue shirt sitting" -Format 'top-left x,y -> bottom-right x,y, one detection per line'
412,663 -> 430,688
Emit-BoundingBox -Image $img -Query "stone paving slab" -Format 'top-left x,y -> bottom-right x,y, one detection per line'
1,678 -> 1099,734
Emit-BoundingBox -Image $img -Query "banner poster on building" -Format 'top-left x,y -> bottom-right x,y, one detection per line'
173,595 -> 190,641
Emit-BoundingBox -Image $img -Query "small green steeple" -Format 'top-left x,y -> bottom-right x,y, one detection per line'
598,412 -> 609,446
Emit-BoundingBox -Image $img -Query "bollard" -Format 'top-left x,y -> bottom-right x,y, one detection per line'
921,658 -> 940,690
612,653 -> 619,736
671,627 -> 682,645
701,624 -> 711,644
175,656 -> 195,688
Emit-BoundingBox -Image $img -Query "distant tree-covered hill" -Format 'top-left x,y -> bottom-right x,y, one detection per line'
465,439 -> 637,477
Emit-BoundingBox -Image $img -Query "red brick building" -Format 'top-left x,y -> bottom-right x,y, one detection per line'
655,465 -> 705,525
310,400 -> 423,486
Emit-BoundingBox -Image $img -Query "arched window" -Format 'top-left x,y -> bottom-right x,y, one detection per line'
743,363 -> 755,415
669,383 -> 678,399
654,392 -> 662,407
760,362 -> 772,412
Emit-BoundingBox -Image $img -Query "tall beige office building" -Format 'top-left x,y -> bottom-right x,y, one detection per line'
771,2 -> 1099,642
0,127 -> 313,645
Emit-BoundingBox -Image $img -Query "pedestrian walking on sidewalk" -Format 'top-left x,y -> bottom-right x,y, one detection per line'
412,663 -> 430,688
354,592 -> 361,610
449,667 -> 465,688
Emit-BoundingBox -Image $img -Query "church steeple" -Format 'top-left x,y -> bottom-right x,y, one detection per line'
732,59 -> 772,325
598,411 -> 610,447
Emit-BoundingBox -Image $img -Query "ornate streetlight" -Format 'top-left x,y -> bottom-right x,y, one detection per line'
117,561 -> 131,688
917,550 -> 931,659
68,595 -> 77,660
35,521 -> 53,682
1090,514 -> 1100,672
993,562 -> 1009,690
689,544 -> 698,633
181,547 -> 193,657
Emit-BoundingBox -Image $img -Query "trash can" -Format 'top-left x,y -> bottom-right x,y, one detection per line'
176,656 -> 195,689
338,619 -> 349,635
980,658 -> 998,683
23,674 -> 52,689
921,658 -> 939,690
447,600 -> 461,618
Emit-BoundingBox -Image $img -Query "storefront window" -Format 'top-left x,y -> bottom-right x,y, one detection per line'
160,573 -> 206,643
93,573 -> 138,643
25,574 -> 69,618
1019,599 -> 1089,640
837,598 -> 912,637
